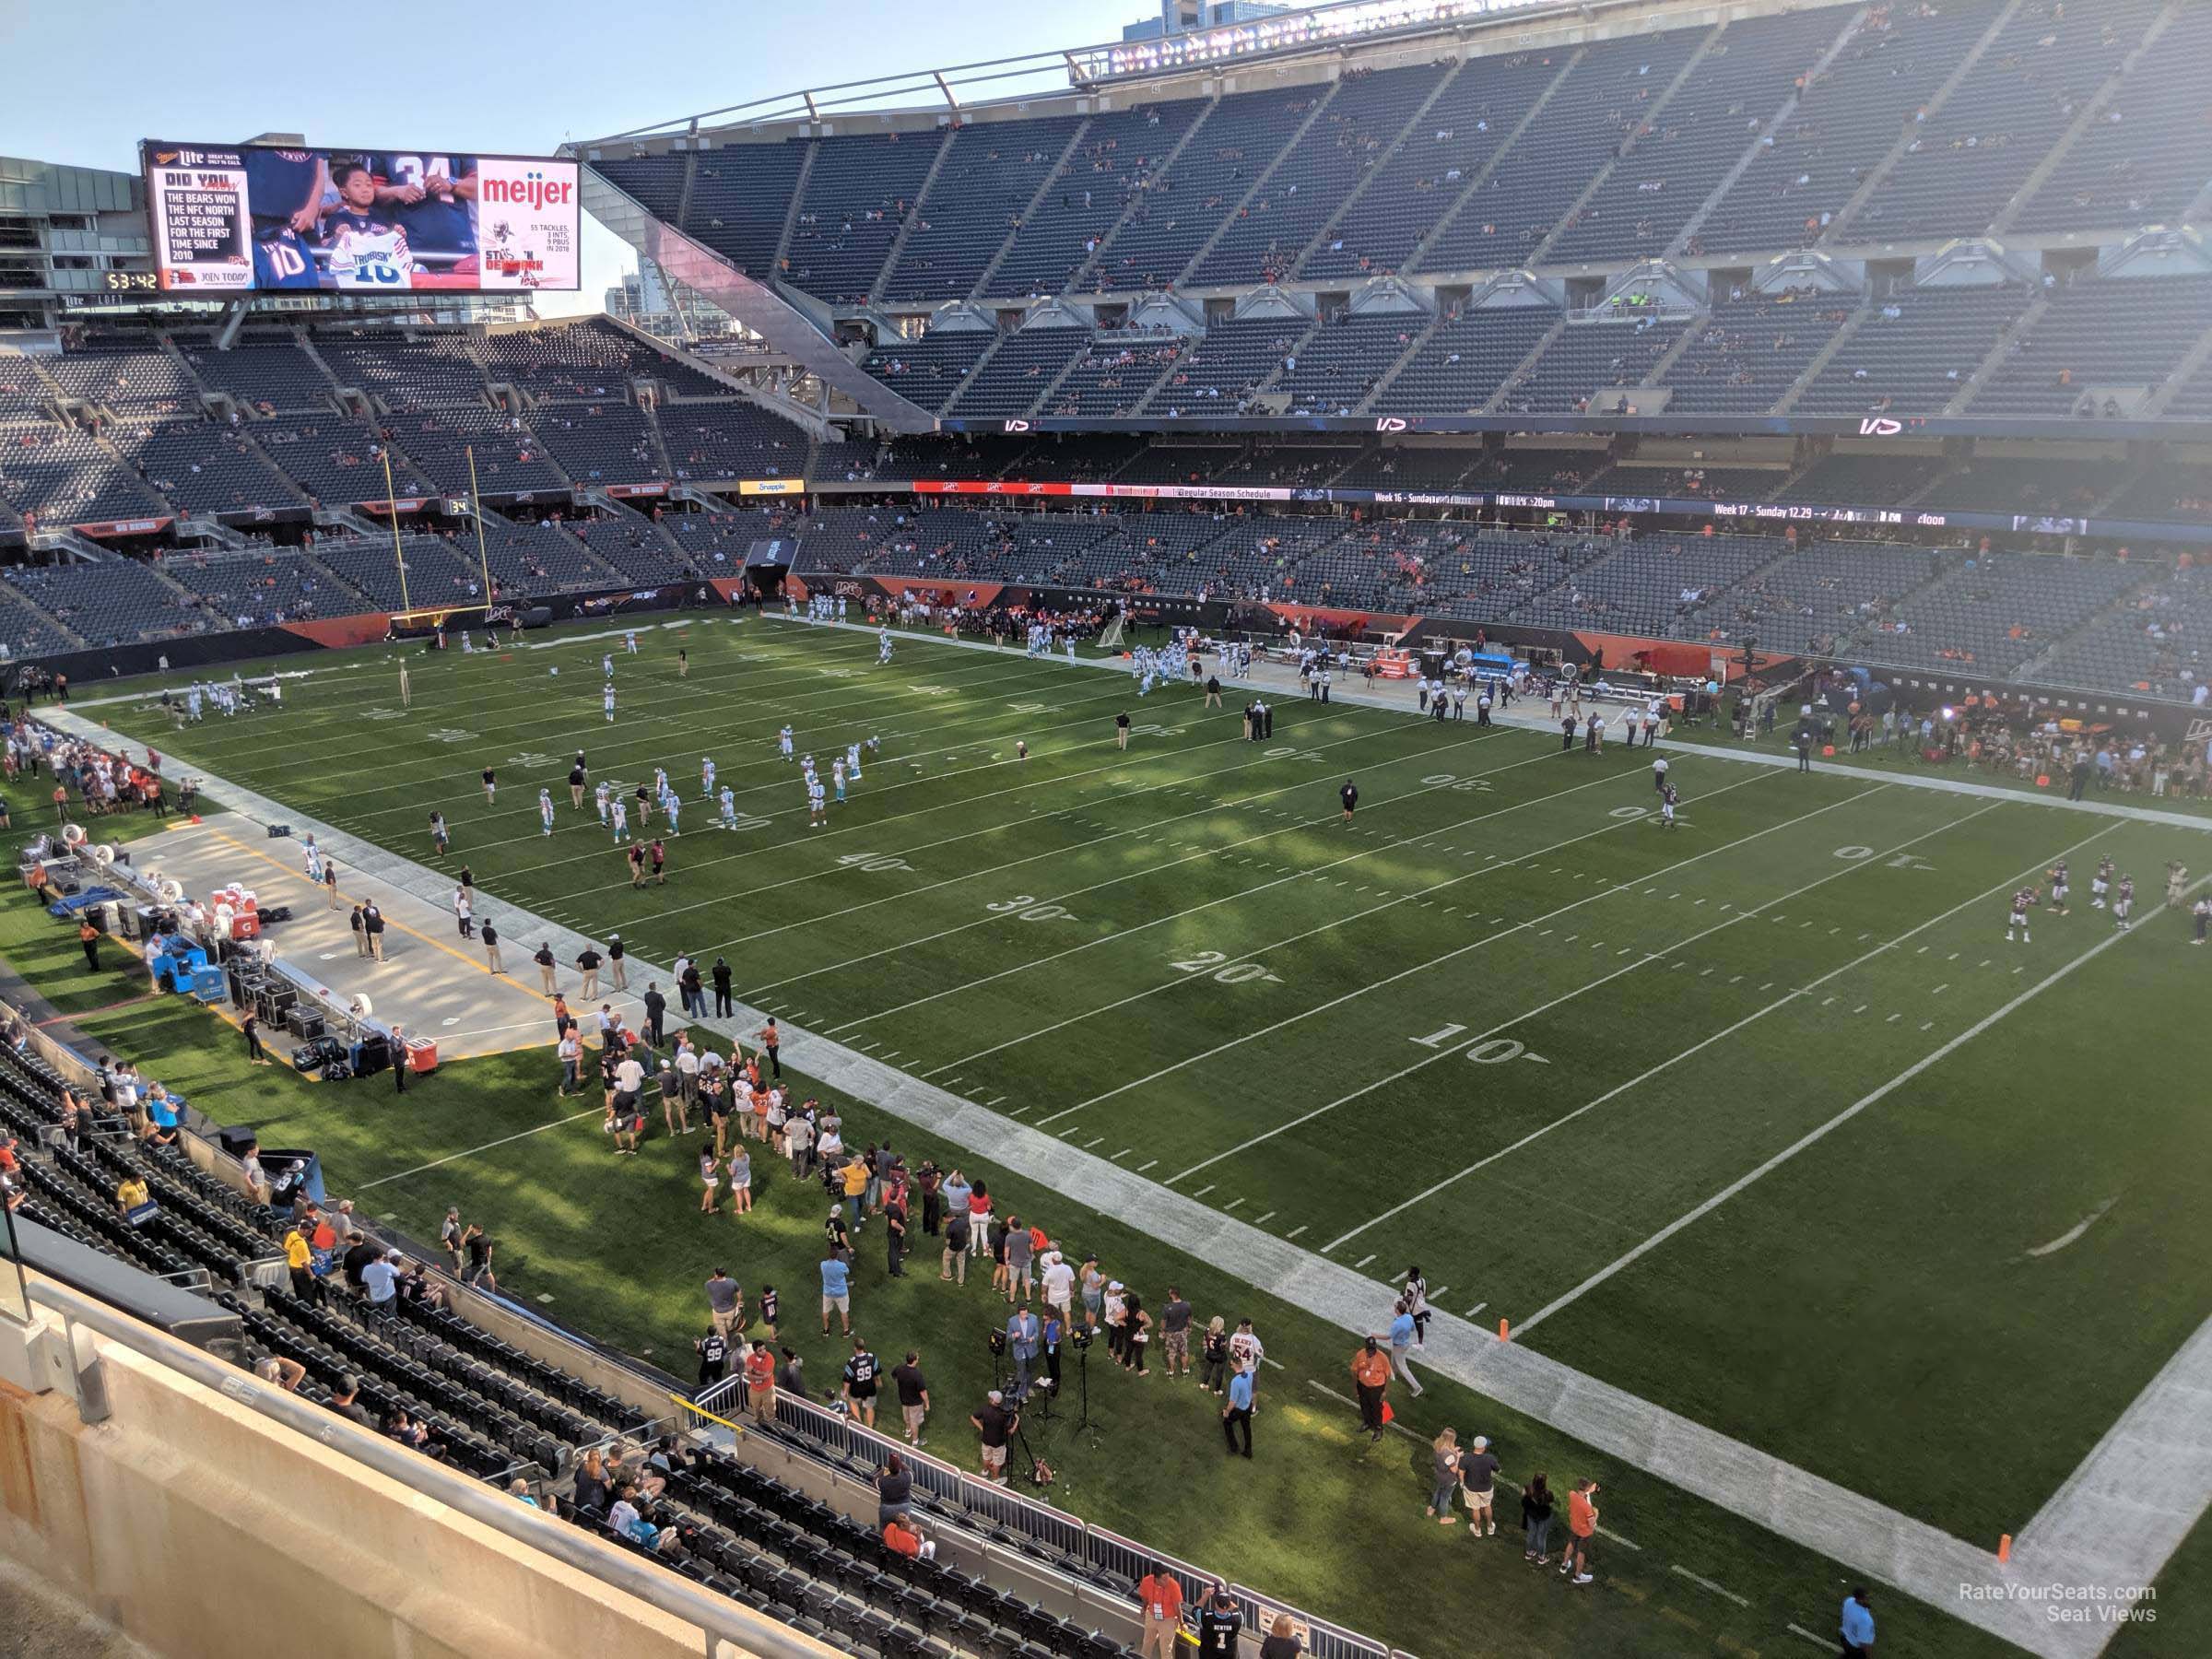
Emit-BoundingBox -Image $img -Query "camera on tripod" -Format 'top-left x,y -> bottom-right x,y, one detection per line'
987,1328 -> 1008,1356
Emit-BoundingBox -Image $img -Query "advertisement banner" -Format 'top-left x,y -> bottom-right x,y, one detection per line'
141,141 -> 579,294
736,478 -> 806,496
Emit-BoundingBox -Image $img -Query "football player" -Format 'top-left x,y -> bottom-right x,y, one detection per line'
2046,860 -> 2070,915
2006,885 -> 2037,945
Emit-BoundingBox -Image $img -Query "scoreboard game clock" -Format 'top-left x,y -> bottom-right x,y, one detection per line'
103,270 -> 160,293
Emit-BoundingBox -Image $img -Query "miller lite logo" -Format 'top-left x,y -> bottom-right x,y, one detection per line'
1858,418 -> 1904,437
1373,416 -> 1409,433
1002,419 -> 1032,434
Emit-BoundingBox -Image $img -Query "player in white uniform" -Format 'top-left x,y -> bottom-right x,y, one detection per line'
878,628 -> 893,665
603,653 -> 615,679
700,758 -> 717,799
610,799 -> 629,842
833,758 -> 847,803
538,789 -> 555,836
847,741 -> 863,782
664,794 -> 681,836
807,779 -> 827,828
594,781 -> 611,824
603,685 -> 616,723
779,725 -> 794,761
718,787 -> 737,830
625,630 -> 638,654
301,835 -> 323,884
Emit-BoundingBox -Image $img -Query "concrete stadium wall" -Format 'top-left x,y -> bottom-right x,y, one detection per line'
0,1331 -> 754,1659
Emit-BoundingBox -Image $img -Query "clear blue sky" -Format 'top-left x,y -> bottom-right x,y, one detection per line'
4,0 -> 1136,314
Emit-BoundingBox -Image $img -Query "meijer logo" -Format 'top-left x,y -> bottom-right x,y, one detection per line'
482,170 -> 574,212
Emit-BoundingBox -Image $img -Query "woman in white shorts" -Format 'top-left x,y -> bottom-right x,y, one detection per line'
699,1151 -> 720,1216
729,1148 -> 753,1216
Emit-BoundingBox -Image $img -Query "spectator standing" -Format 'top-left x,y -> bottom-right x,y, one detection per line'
1259,1613 -> 1306,1659
970,1389 -> 1016,1487
1006,1305 -> 1041,1399
1199,1315 -> 1230,1394
890,1349 -> 930,1446
481,917 -> 502,974
743,1340 -> 775,1418
874,1453 -> 913,1530
819,1249 -> 853,1335
1350,1336 -> 1390,1441
534,942 -> 557,994
841,1336 -> 881,1428
1222,1364 -> 1254,1458
1521,1472 -> 1555,1563
1135,1563 -> 1183,1659
1562,1479 -> 1599,1583
1427,1428 -> 1463,1524
941,1203 -> 971,1284
1840,1587 -> 1876,1658
1195,1584 -> 1242,1658
1461,1435 -> 1500,1536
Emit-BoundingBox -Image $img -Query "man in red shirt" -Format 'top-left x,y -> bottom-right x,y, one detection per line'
1136,1563 -> 1183,1659
650,838 -> 667,885
742,1340 -> 775,1418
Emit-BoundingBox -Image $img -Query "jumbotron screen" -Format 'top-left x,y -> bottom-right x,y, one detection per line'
139,141 -> 580,294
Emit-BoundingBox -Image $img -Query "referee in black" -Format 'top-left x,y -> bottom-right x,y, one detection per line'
1340,780 -> 1358,825
1793,715 -> 1815,772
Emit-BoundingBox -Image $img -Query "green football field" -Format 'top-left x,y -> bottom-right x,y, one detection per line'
89,614 -> 2212,1594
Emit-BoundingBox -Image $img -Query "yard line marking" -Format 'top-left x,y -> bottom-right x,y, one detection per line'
1284,1224 -> 1308,1240
1084,1135 -> 1104,1148
1046,771 -> 1796,1129
1112,1147 -> 1133,1160
1252,1210 -> 1275,1226
1224,1197 -> 1245,1212
1354,1253 -> 1376,1270
1320,806 -> 2107,1255
816,742 -> 1614,1032
1137,1159 -> 1158,1172
1465,1302 -> 1486,1317
1176,788 -> 1954,1191
958,771 -> 1772,1090
1920,1020 -> 1936,1030
359,1106 -> 605,1188
1852,1005 -> 1867,1015
1668,1566 -> 1749,1607
1510,873 -> 2200,1340
1007,1106 -> 1032,1118
1978,959 -> 1992,969
1932,983 -> 1948,995
1728,973 -> 1742,983
1785,1625 -> 1830,1649
1820,995 -> 1837,1006
1887,1012 -> 1901,1023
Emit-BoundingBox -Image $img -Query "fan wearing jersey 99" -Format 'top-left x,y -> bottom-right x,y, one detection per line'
320,162 -> 417,290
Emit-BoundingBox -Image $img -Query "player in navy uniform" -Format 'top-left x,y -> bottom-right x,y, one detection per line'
321,161 -> 416,289
2006,886 -> 2037,944
1658,780 -> 1679,830
371,153 -> 478,278
241,147 -> 328,290
2112,874 -> 2136,930
2090,856 -> 2113,910
2046,860 -> 2070,915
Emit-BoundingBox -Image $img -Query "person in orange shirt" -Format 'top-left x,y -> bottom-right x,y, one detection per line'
1135,1563 -> 1183,1659
742,1339 -> 776,1419
1349,1336 -> 1392,1441
883,1515 -> 935,1561
1562,1477 -> 1600,1584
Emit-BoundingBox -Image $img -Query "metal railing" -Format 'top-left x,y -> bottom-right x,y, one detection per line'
686,1384 -> 1419,1657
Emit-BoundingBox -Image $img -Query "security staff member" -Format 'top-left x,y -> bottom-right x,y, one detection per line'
1340,780 -> 1358,824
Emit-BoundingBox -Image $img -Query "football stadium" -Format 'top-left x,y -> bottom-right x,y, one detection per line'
1,1 -> 2208,1655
